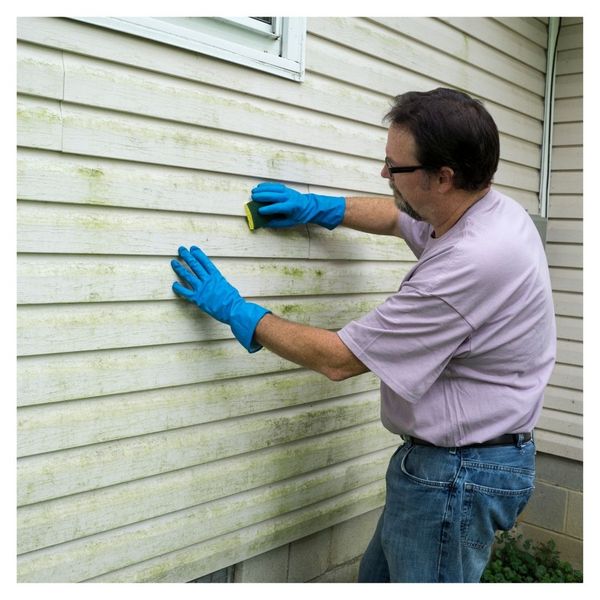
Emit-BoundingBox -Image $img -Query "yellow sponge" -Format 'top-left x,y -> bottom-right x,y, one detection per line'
245,200 -> 271,230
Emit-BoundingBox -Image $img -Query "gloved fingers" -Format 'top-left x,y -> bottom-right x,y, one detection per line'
257,200 -> 295,216
251,190 -> 288,204
171,280 -> 195,300
177,245 -> 212,278
263,217 -> 298,228
188,245 -> 219,276
171,259 -> 201,289
251,182 -> 295,204
251,182 -> 288,194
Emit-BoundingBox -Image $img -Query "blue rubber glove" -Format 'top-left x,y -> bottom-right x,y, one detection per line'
251,182 -> 346,230
171,245 -> 270,353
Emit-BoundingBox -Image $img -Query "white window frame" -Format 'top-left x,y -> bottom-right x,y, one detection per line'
74,17 -> 306,81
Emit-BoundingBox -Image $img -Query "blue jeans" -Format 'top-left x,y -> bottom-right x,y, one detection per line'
358,437 -> 536,582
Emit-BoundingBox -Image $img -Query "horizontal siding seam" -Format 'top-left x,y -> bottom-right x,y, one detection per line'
17,391 -> 384,458
305,26 -> 545,118
18,444 -> 397,556
367,16 -> 547,76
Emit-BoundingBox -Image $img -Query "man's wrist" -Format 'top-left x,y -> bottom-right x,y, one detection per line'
230,302 -> 271,353
311,194 -> 346,229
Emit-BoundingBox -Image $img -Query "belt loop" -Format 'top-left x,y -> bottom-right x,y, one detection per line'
515,433 -> 525,448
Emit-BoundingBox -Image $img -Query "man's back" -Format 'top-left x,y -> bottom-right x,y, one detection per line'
339,189 -> 557,446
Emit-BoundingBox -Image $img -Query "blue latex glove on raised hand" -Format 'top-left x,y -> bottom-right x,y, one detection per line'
171,245 -> 270,353
251,182 -> 346,230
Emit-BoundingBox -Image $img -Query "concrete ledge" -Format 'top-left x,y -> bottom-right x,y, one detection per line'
232,506 -> 382,583
233,545 -> 289,583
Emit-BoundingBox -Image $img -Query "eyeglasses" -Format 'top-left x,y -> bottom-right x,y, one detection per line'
384,156 -> 431,175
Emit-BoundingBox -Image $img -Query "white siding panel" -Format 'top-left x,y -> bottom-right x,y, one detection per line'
17,148 -> 260,215
551,146 -> 583,171
550,267 -> 582,293
555,73 -> 582,98
17,340 -> 295,407
549,364 -> 582,392
17,18 -> 390,128
538,407 -> 582,437
555,316 -> 582,341
18,422 -> 396,554
17,201 -> 309,258
95,484 -> 384,583
17,294 -> 390,356
557,21 -> 583,49
17,147 -> 395,219
539,20 -> 583,464
17,255 -> 406,305
17,201 -> 409,262
549,195 -> 583,219
307,18 -> 544,118
554,97 -> 583,123
535,429 -> 582,461
544,386 -> 582,414
556,339 -> 582,367
18,17 -> 573,582
19,462 -> 389,582
369,17 -> 546,90
547,219 -> 582,244
492,17 -> 548,49
555,48 -> 583,76
552,122 -> 583,148
546,243 -> 583,268
60,53 -> 386,162
17,96 -> 62,150
18,392 -> 382,505
59,102 -> 388,195
307,34 -> 544,147
18,371 -> 381,456
553,291 -> 583,318
17,42 -> 64,99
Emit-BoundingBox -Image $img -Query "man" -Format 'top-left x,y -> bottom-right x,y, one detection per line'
171,88 -> 556,582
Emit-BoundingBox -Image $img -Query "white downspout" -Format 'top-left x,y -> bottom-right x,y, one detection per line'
539,17 -> 562,220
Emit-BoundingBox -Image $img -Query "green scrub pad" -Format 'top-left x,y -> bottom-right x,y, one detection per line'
245,200 -> 272,230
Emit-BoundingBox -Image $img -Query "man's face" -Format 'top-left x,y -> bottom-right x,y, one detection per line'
389,179 -> 423,221
382,126 -> 429,221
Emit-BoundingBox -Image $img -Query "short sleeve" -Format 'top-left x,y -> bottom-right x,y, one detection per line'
337,288 -> 473,403
398,212 -> 433,258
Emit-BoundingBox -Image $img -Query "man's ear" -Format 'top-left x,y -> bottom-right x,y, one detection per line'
437,166 -> 455,192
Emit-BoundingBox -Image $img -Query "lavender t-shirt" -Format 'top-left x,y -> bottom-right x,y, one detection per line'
338,189 -> 556,446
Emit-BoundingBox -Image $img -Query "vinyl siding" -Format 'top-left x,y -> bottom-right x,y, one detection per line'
17,17 -> 558,582
536,17 -> 583,461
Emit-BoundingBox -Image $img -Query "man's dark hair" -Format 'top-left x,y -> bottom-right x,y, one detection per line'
384,88 -> 500,191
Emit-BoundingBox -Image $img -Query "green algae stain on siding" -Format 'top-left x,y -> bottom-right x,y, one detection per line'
78,166 -> 105,179
76,165 -> 111,206
17,104 -> 62,124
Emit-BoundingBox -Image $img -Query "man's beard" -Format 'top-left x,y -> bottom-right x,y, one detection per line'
390,181 -> 423,221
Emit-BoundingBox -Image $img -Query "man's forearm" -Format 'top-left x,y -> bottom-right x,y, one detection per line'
254,313 -> 368,381
342,196 -> 402,236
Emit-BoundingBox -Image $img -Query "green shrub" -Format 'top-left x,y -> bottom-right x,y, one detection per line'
481,530 -> 583,583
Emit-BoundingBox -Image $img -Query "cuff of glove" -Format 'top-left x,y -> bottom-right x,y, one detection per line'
230,303 -> 271,353
311,195 -> 346,230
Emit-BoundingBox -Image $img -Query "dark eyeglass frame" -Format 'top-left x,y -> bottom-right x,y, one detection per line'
385,156 -> 432,174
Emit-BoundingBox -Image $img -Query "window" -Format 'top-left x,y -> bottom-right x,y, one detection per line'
74,17 -> 306,81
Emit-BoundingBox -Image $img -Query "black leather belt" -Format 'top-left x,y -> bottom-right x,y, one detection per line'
402,433 -> 532,448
